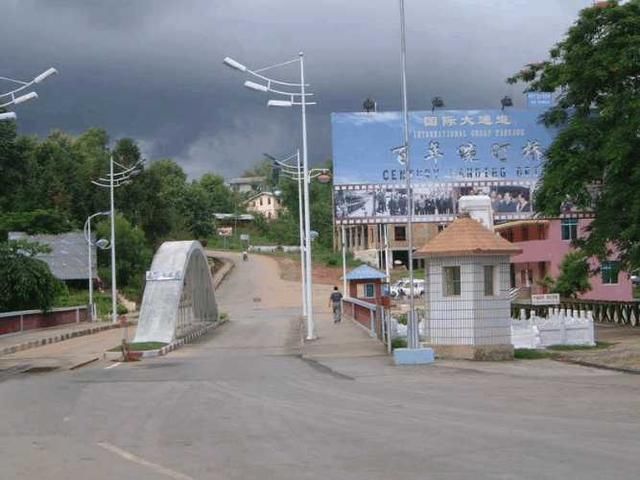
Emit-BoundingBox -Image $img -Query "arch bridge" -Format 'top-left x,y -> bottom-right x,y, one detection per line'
134,241 -> 218,344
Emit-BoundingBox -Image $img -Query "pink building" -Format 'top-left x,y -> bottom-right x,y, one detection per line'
495,217 -> 634,301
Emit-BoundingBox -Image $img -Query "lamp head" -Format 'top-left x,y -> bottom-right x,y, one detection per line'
34,67 -> 58,84
267,100 -> 292,108
501,95 -> 513,110
95,239 -> 110,250
244,81 -> 268,92
223,57 -> 247,72
13,92 -> 38,105
0,112 -> 17,121
431,96 -> 444,111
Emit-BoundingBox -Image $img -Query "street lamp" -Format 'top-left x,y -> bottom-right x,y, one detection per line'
431,96 -> 444,112
83,211 -> 111,321
267,150 -> 308,320
224,52 -> 318,340
501,95 -> 513,110
0,67 -> 58,120
268,151 -> 332,324
91,155 -> 145,328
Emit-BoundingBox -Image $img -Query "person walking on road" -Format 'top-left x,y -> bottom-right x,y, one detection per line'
329,286 -> 343,323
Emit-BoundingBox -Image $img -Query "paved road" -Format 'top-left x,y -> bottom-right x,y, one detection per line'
1,253 -> 639,479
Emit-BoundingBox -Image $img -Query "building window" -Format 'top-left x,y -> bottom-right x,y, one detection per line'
260,198 -> 263,206
601,261 -> 620,285
268,197 -> 271,205
364,283 -> 375,298
561,218 -> 578,241
394,226 -> 406,241
443,266 -> 461,296
483,265 -> 495,296
438,224 -> 447,233
537,224 -> 546,240
521,226 -> 529,242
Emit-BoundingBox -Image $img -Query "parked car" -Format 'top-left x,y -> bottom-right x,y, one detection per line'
631,273 -> 640,286
390,279 -> 408,298
399,279 -> 425,297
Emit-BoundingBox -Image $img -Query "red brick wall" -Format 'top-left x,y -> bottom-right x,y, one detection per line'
0,307 -> 87,336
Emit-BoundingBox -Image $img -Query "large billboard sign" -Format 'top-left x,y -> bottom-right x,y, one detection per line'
331,109 -> 554,224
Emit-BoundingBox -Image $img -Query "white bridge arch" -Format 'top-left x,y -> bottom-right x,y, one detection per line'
134,241 -> 218,344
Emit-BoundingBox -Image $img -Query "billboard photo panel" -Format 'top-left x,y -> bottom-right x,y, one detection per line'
331,109 -> 553,224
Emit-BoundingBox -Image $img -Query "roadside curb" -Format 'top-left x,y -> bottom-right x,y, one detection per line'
103,319 -> 228,361
69,356 -> 100,370
212,256 -> 235,289
0,322 -> 135,358
554,357 -> 640,375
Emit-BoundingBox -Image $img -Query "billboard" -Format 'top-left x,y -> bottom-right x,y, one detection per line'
331,109 -> 553,224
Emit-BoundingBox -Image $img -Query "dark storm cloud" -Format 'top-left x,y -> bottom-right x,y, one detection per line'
2,0 -> 592,178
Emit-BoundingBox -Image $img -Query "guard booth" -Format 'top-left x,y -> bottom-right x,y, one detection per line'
344,264 -> 389,339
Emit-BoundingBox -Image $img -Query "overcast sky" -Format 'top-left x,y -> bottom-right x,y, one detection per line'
2,0 -> 592,179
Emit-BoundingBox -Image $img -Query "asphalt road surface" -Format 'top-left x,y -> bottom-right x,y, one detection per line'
1,254 -> 639,479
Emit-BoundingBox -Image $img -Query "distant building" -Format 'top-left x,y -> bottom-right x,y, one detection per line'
226,176 -> 266,195
335,223 -> 440,270
495,217 -> 634,301
8,231 -> 94,282
244,192 -> 284,220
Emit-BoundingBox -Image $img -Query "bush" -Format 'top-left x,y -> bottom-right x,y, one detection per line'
391,337 -> 407,350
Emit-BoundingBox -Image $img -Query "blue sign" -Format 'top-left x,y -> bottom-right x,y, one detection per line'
331,109 -> 555,224
527,92 -> 553,108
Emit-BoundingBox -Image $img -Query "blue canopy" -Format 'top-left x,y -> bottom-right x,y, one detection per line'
346,264 -> 386,281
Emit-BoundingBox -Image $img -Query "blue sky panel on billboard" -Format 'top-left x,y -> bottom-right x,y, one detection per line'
332,109 -> 552,185
331,109 -> 554,224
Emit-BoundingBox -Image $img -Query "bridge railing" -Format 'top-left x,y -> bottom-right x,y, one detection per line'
512,299 -> 640,327
342,297 -> 392,353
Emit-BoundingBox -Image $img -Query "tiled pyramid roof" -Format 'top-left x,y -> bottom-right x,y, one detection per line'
415,215 -> 522,258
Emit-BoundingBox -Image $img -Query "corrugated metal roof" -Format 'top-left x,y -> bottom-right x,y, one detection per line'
346,264 -> 386,281
8,231 -> 95,281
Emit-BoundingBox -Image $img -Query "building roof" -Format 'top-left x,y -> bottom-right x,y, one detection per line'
8,231 -> 95,281
346,264 -> 387,281
415,215 -> 522,258
494,219 -> 549,231
243,191 -> 278,204
227,176 -> 266,185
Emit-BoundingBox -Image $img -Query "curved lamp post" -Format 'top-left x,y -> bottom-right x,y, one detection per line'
224,52 -> 318,340
0,67 -> 57,120
92,156 -> 145,327
83,211 -> 111,321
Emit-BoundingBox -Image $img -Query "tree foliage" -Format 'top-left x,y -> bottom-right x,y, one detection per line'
0,241 -> 65,312
508,0 -> 640,271
552,250 -> 592,299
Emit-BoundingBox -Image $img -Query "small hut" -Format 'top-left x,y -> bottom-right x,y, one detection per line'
345,264 -> 388,306
415,214 -> 522,360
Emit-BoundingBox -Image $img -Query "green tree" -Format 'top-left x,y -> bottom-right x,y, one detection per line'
552,250 -> 592,299
0,240 -> 65,312
508,0 -> 640,271
95,214 -> 152,290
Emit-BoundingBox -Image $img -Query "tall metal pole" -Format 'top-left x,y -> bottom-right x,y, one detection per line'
109,155 -> 118,325
300,51 -> 315,340
399,0 -> 418,349
296,149 -> 308,318
87,217 -> 94,321
341,225 -> 347,295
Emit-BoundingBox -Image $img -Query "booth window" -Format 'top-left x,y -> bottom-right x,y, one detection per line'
483,265 -> 495,296
364,283 -> 375,298
443,266 -> 461,296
